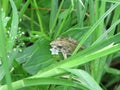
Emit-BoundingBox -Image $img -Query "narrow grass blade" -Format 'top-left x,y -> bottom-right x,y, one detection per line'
33,0 -> 44,33
109,4 -> 120,35
50,0 -> 65,35
76,0 -> 88,27
0,78 -> 89,90
105,67 -> 120,75
19,0 -> 31,19
8,0 -> 18,52
93,19 -> 120,44
2,0 -> 9,14
32,0 -> 50,40
0,9 -> 12,90
54,6 -> 72,38
97,1 -> 106,38
88,0 -> 95,25
49,0 -> 58,30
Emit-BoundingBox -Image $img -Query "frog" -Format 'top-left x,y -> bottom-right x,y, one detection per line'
50,37 -> 84,59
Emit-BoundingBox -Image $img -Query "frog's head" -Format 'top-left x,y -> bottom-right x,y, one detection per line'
50,41 -> 62,51
50,40 -> 62,55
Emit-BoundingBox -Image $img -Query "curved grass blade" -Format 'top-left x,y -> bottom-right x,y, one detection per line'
50,0 -> 65,35
8,0 -> 19,52
0,77 -> 89,90
93,19 -> 120,44
19,0 -> 31,19
65,69 -> 102,90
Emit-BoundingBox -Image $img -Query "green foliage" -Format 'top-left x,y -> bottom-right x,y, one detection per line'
0,0 -> 120,90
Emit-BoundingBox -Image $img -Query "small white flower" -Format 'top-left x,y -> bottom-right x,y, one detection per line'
50,48 -> 59,55
35,35 -> 39,37
21,32 -> 25,35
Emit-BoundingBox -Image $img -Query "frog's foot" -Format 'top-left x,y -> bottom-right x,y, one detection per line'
62,52 -> 67,59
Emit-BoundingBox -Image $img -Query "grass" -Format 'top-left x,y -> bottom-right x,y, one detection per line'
0,0 -> 120,90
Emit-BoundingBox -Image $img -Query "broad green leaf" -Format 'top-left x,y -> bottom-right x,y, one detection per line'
16,38 -> 55,74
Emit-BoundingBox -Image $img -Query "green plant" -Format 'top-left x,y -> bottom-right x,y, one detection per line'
0,0 -> 120,90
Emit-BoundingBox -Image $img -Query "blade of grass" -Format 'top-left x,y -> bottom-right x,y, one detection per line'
65,69 -> 102,90
50,0 -> 65,36
89,0 -> 95,25
32,0 -> 50,40
33,0 -> 44,33
95,0 -> 99,21
108,4 -> 120,36
91,56 -> 107,83
97,1 -> 106,38
91,0 -> 98,43
61,26 -> 89,35
0,78 -> 89,90
73,2 -> 120,55
105,67 -> 120,75
77,33 -> 120,57
49,0 -> 58,31
93,19 -> 120,44
76,0 -> 88,27
0,9 -> 12,90
19,0 -> 31,19
8,0 -> 18,52
15,0 -> 22,9
2,0 -> 9,14
23,14 -> 40,27
54,6 -> 72,38
30,0 -> 34,31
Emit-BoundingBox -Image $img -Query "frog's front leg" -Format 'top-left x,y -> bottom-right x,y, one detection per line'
61,52 -> 67,59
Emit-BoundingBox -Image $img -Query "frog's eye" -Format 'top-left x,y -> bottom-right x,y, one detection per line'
57,45 -> 62,49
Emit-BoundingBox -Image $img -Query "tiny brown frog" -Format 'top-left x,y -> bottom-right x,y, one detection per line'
50,37 -> 84,59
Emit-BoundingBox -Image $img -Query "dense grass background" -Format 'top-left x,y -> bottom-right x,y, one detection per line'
0,0 -> 120,90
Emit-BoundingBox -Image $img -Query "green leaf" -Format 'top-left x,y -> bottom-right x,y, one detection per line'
16,38 -> 55,74
0,77 -> 89,90
49,0 -> 58,30
105,67 -> 120,75
0,7 -> 13,90
65,69 -> 102,90
8,0 -> 19,52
